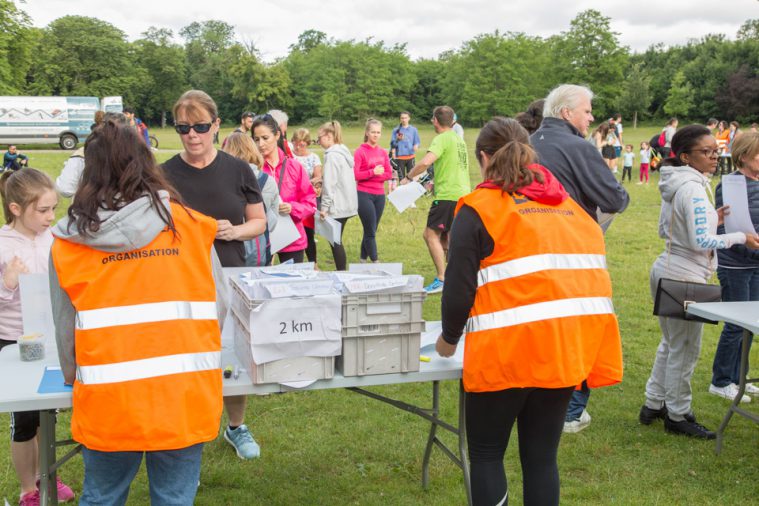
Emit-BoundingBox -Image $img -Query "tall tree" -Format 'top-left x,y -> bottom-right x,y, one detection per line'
27,16 -> 139,101
551,10 -> 629,117
440,31 -> 552,125
617,63 -> 651,127
132,27 -> 188,126
179,20 -> 241,122
664,70 -> 695,118
229,48 -> 292,115
0,0 -> 34,93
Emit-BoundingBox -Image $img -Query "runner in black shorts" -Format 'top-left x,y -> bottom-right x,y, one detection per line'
427,200 -> 457,233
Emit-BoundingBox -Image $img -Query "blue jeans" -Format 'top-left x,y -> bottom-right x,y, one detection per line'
711,267 -> 759,387
357,191 -> 385,261
565,381 -> 590,422
80,443 -> 204,505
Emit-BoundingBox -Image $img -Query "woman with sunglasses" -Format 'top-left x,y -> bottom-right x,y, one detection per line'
640,125 -> 759,439
252,114 -> 316,264
163,90 -> 266,461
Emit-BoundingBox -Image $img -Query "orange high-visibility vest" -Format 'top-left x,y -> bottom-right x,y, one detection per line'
51,202 -> 222,452
455,188 -> 623,393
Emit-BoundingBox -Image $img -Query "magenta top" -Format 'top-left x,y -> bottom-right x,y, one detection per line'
353,143 -> 392,195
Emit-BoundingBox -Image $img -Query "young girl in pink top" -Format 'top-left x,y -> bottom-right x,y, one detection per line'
0,169 -> 75,505
354,119 -> 392,262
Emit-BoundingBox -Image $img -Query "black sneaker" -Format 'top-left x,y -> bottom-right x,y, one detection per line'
640,404 -> 697,425
639,405 -> 667,425
664,417 -> 716,439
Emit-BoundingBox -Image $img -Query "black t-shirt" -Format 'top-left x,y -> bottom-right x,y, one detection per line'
163,150 -> 262,267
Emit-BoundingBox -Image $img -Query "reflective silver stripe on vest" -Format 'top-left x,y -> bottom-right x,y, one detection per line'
76,301 -> 217,330
76,351 -> 221,385
466,297 -> 614,333
477,254 -> 607,287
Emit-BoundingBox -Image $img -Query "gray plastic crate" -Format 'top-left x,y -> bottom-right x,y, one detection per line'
342,291 -> 425,328
342,320 -> 425,338
231,308 -> 334,385
337,332 -> 421,377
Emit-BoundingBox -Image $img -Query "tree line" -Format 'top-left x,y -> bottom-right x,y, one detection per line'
1,2 -> 757,127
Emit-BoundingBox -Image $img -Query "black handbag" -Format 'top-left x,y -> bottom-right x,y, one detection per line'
653,189 -> 722,324
653,278 -> 722,324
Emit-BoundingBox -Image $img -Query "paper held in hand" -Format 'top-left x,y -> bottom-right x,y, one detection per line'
268,214 -> 301,254
722,174 -> 756,234
314,214 -> 342,245
388,182 -> 426,213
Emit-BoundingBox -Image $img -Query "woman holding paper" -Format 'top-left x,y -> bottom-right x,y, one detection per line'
709,132 -> 759,401
354,119 -> 392,263
641,125 -> 759,439
253,114 -> 317,264
317,120 -> 357,270
436,117 -> 622,506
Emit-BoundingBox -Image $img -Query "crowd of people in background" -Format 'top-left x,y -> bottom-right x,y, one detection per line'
1,85 -> 759,506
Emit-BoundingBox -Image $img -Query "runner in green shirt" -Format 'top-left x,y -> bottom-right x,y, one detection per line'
401,105 -> 470,293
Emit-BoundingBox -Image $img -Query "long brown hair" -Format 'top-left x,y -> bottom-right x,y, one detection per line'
475,117 -> 542,193
67,119 -> 181,237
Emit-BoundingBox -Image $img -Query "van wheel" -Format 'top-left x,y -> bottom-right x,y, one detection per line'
60,134 -> 78,150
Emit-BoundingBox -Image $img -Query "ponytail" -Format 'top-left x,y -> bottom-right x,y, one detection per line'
484,141 -> 542,193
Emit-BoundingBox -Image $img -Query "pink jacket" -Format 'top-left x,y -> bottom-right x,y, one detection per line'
0,225 -> 53,341
263,149 -> 317,253
354,143 -> 392,195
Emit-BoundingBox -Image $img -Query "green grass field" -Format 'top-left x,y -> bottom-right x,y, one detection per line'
1,124 -> 758,505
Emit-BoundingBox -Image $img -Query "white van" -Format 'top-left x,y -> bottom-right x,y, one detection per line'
0,96 -> 123,149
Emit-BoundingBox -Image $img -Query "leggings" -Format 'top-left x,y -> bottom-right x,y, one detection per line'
328,217 -> 350,271
357,191 -> 385,262
277,249 -> 304,264
466,386 -> 574,506
622,166 -> 632,182
305,226 -> 317,263
640,163 -> 650,183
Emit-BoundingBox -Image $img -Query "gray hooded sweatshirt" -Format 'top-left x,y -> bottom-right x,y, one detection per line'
320,144 -> 358,219
49,191 -> 227,384
654,164 -> 746,281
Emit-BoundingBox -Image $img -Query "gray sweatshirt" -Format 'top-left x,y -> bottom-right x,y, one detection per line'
654,164 -> 746,280
49,191 -> 227,383
250,163 -> 281,232
320,144 -> 358,219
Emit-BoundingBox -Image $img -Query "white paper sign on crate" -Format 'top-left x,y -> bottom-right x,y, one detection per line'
247,293 -> 342,364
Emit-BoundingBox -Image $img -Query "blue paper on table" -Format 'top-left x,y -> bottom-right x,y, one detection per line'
37,366 -> 73,394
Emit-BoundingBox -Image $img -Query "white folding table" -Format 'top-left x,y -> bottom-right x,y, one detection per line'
687,301 -> 759,453
3,270 -> 472,505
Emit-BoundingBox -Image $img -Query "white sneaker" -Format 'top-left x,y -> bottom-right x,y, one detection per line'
708,383 -> 751,403
744,382 -> 759,396
563,410 -> 591,433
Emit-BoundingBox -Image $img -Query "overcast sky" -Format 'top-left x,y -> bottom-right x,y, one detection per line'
24,0 -> 755,61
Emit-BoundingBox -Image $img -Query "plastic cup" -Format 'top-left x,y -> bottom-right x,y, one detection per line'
19,333 -> 45,362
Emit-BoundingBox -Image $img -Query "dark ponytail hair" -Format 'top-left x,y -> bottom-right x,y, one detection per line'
475,117 -> 542,193
251,114 -> 286,155
67,119 -> 181,237
514,99 -> 545,135
661,124 -> 711,168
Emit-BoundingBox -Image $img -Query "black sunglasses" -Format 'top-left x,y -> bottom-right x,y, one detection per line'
174,123 -> 213,135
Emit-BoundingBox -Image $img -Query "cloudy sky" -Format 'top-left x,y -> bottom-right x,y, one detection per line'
24,0 -> 754,61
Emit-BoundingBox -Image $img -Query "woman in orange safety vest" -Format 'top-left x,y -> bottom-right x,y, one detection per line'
436,117 -> 622,506
50,119 -> 227,505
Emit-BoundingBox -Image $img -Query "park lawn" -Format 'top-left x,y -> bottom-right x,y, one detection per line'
1,125 -> 758,505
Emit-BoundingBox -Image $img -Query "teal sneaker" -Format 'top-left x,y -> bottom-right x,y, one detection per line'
224,424 -> 261,459
424,277 -> 444,294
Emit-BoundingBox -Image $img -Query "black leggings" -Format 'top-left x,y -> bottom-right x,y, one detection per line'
277,249 -> 304,264
466,386 -> 574,506
357,191 -> 385,261
328,217 -> 350,271
305,226 -> 317,263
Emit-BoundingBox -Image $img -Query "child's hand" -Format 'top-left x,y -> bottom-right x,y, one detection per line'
2,256 -> 29,291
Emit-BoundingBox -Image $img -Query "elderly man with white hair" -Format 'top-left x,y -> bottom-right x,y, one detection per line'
531,84 -> 629,434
